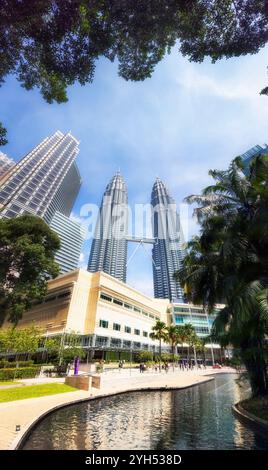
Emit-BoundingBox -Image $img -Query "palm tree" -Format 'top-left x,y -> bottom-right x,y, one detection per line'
195,337 -> 206,366
176,154 -> 268,396
166,325 -> 180,370
150,320 -> 168,371
183,323 -> 198,366
175,325 -> 188,359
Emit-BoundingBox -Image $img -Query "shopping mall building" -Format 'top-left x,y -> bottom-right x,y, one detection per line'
13,269 -> 224,361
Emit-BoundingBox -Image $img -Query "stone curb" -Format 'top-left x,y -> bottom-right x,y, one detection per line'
232,402 -> 268,436
12,376 -> 214,450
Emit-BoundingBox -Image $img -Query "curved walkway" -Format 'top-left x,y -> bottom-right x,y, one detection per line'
0,367 -> 236,450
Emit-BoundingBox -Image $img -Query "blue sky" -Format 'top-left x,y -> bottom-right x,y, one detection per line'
1,45 -> 268,296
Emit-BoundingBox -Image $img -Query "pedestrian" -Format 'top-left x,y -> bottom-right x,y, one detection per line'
139,363 -> 143,373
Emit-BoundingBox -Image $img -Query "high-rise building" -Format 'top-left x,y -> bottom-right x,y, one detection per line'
49,211 -> 85,274
240,144 -> 268,175
0,131 -> 80,222
0,152 -> 15,179
151,178 -> 185,301
0,131 -> 83,274
45,161 -> 81,222
87,172 -> 128,282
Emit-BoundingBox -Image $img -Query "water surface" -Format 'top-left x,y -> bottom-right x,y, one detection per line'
23,374 -> 268,450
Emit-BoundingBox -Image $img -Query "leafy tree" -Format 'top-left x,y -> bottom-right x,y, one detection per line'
150,320 -> 168,369
177,154 -> 268,396
0,325 -> 42,356
0,215 -> 60,325
136,351 -> 153,363
0,1 -> 267,139
45,331 -> 85,365
0,122 -> 7,146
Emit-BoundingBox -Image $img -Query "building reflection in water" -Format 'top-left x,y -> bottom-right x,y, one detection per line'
23,375 -> 268,450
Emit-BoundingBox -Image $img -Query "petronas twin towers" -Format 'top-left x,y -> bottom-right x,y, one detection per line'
88,172 -> 185,301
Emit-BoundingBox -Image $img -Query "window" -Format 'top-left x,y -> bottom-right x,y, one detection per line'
124,303 -> 132,310
113,323 -> 121,331
111,338 -> 121,348
174,307 -> 190,313
113,298 -> 123,306
45,296 -> 56,303
134,306 -> 141,313
99,320 -> 109,328
58,291 -> 71,299
96,336 -> 108,346
175,316 -> 185,324
100,293 -> 112,302
142,310 -> 148,316
143,331 -> 148,338
134,329 -> 140,336
125,326 -> 131,334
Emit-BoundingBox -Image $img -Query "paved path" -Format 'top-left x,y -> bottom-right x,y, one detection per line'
0,367 -> 236,450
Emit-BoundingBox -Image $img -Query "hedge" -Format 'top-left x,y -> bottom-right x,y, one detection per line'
0,366 -> 41,381
0,360 -> 34,369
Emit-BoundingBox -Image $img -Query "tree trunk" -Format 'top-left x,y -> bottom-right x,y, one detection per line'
159,339 -> 162,372
241,343 -> 268,397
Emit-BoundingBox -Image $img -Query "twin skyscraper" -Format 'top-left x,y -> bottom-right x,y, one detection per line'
88,172 -> 185,302
0,131 -> 185,302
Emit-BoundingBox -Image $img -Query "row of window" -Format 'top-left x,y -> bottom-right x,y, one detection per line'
100,292 -> 160,320
175,314 -> 209,323
32,290 -> 71,305
99,320 -> 149,337
173,306 -> 205,314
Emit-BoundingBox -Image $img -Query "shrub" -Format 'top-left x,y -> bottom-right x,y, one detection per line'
0,366 -> 40,381
155,353 -> 179,363
135,351 -> 153,363
0,360 -> 34,369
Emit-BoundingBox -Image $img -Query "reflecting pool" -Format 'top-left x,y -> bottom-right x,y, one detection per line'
22,374 -> 268,450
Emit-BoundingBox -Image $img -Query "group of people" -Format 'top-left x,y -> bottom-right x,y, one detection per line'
179,360 -> 206,370
118,360 -> 125,370
139,362 -> 170,373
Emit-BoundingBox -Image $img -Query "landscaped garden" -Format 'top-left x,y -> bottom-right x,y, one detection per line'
0,383 -> 77,403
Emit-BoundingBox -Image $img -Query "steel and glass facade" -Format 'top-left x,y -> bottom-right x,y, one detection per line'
0,131 -> 80,222
151,178 -> 185,301
87,172 -> 128,282
240,143 -> 268,175
49,211 -> 85,274
172,303 -> 223,338
0,131 -> 83,274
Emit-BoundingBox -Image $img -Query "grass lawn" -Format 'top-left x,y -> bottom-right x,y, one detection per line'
0,381 -> 20,386
0,383 -> 78,403
241,395 -> 268,422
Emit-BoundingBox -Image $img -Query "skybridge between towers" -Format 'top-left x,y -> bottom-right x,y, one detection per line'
125,235 -> 160,269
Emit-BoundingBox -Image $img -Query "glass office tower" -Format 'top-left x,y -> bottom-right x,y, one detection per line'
49,211 -> 85,274
240,143 -> 268,175
0,131 -> 80,222
0,131 -> 83,274
87,172 -> 128,282
151,178 -> 185,301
